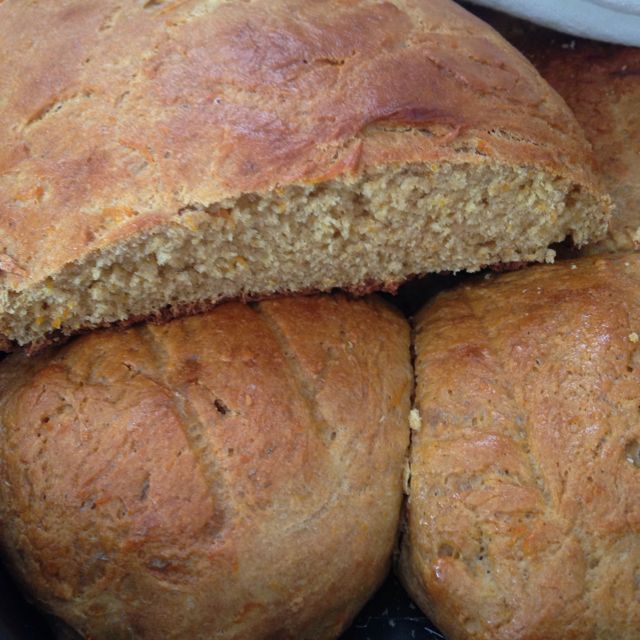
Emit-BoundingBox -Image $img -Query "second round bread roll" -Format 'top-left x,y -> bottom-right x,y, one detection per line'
0,295 -> 411,639
400,253 -> 640,639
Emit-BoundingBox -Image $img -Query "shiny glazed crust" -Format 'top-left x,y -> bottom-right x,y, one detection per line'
0,294 -> 412,639
400,253 -> 640,640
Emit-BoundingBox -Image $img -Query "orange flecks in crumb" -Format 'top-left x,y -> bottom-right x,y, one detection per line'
159,0 -> 190,15
211,208 -> 234,225
102,206 -> 137,222
233,256 -> 248,268
14,185 -> 45,203
118,139 -> 155,163
476,139 -> 492,156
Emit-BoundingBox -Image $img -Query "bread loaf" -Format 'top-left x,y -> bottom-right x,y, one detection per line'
0,294 -> 411,639
476,10 -> 640,254
532,42 -> 640,253
0,0 -> 610,350
399,253 -> 640,639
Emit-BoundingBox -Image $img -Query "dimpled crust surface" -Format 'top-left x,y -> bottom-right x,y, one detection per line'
399,253 -> 640,640
0,294 -> 411,640
0,0 -> 610,349
530,43 -> 640,254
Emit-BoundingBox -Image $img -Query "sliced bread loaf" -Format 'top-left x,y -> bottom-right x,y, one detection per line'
0,0 -> 610,349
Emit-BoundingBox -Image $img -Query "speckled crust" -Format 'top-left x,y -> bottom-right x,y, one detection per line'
0,1 -> 607,295
531,43 -> 640,253
0,294 -> 412,640
399,252 -> 640,640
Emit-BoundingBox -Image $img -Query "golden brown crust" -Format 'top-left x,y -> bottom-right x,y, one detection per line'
0,0 -> 605,292
477,9 -> 640,255
531,43 -> 640,253
0,294 -> 411,639
400,252 -> 640,640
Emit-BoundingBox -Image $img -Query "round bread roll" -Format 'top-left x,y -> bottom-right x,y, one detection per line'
0,0 -> 610,351
399,253 -> 640,639
0,295 -> 411,640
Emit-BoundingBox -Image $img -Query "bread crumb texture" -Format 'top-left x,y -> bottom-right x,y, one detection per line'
0,294 -> 411,639
0,0 -> 610,348
400,252 -> 640,640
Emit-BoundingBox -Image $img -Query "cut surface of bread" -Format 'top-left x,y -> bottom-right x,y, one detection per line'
399,252 -> 640,640
0,294 -> 411,639
0,0 -> 610,348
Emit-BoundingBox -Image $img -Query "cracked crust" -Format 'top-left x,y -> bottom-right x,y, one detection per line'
399,252 -> 640,640
0,0 -> 610,348
0,293 -> 411,639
